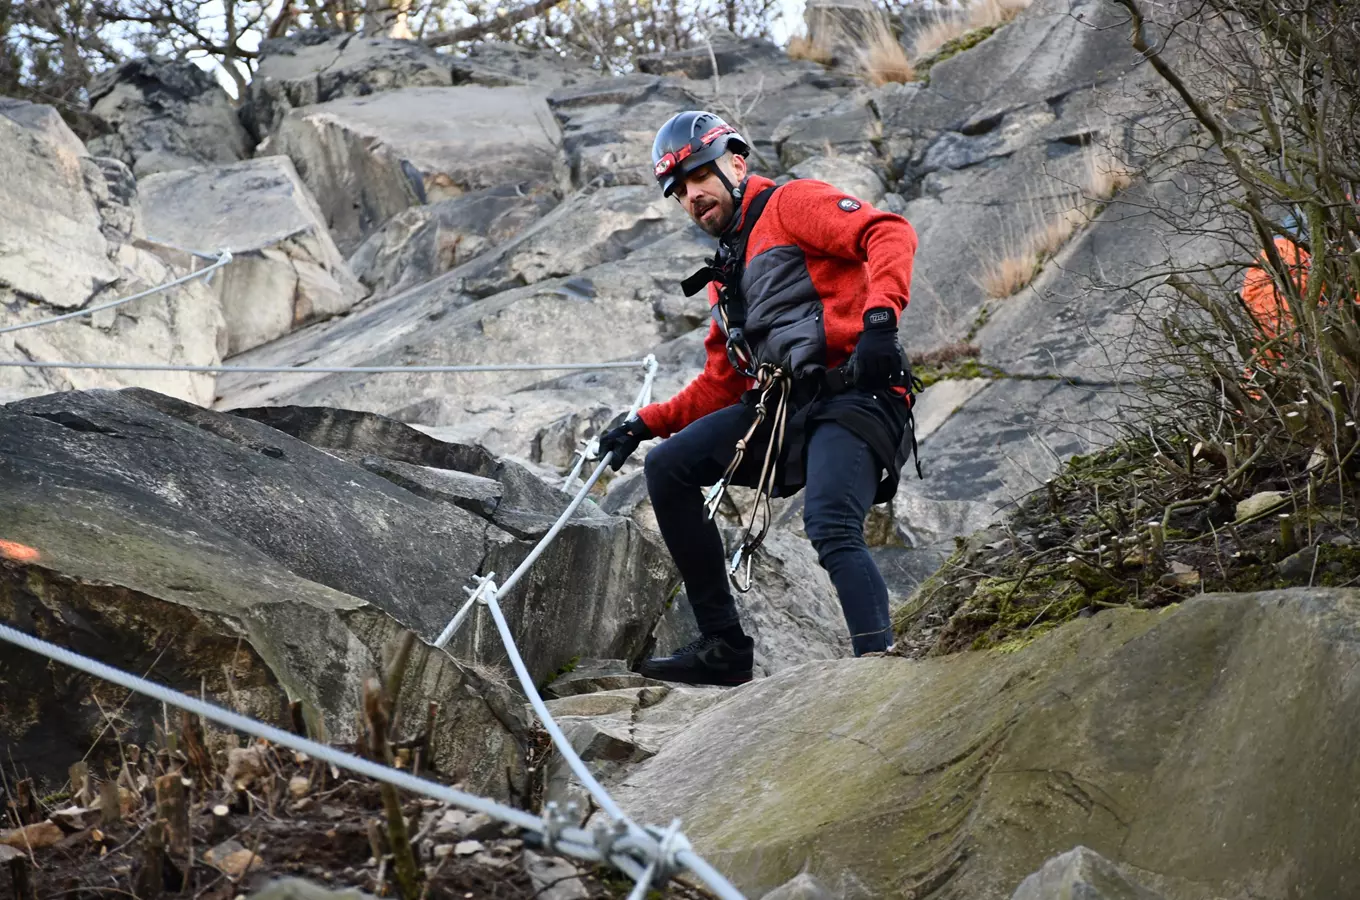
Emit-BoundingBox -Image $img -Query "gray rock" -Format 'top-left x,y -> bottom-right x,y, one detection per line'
0,388 -> 530,796
356,456 -> 504,518
212,229 -> 710,432
547,74 -> 703,189
544,659 -> 663,699
220,403 -> 667,668
139,156 -> 367,355
453,184 -> 686,298
759,873 -> 835,900
773,93 -> 882,171
249,879 -> 378,900
348,186 -> 557,298
606,588 -> 1360,898
273,85 -> 562,254
1010,846 -> 1165,900
804,0 -> 884,64
901,139 -> 1102,356
86,58 -> 250,177
0,389 -> 672,792
896,378 -> 1127,549
924,0 -> 1142,122
522,849 -> 588,900
449,42 -> 596,91
912,377 -> 993,443
246,31 -> 456,141
636,30 -> 786,80
0,99 -> 223,407
788,154 -> 887,205
1277,547 -> 1318,581
976,164 -> 1230,382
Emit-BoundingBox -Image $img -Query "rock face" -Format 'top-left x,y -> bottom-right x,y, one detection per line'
274,85 -> 563,253
245,31 -> 456,142
86,58 -> 251,177
139,157 -> 367,354
1011,847 -> 1166,900
347,185 -> 558,298
607,589 -> 1360,899
0,389 -> 672,795
0,98 -> 223,406
212,207 -> 709,425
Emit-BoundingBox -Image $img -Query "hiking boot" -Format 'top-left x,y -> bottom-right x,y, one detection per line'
637,634 -> 754,687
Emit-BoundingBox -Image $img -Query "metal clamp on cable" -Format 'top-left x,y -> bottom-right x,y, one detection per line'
626,818 -> 687,900
433,573 -> 497,649
540,801 -> 570,854
563,437 -> 601,490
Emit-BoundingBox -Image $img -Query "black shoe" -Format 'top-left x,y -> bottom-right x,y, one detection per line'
638,635 -> 754,687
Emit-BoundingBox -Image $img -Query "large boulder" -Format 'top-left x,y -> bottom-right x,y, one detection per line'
245,31 -> 457,142
0,389 -> 674,794
1011,847 -> 1166,900
347,185 -> 558,298
547,74 -> 703,189
0,99 -> 223,406
212,198 -> 710,427
895,378 -> 1125,550
274,85 -> 563,254
86,58 -> 250,177
139,156 -> 367,355
608,588 -> 1360,899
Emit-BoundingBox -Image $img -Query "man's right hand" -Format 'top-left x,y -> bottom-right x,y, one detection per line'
597,417 -> 653,470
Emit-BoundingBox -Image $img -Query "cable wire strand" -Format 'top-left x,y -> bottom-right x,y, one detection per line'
0,250 -> 233,337
0,360 -> 650,375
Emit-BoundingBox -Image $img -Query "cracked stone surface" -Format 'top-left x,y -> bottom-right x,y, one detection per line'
245,30 -> 457,142
139,156 -> 368,355
603,589 -> 1360,899
0,98 -> 223,406
273,85 -> 562,254
86,58 -> 250,177
1011,846 -> 1166,900
0,388 -> 673,795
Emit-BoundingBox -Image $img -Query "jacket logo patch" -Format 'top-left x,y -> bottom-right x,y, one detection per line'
837,197 -> 861,212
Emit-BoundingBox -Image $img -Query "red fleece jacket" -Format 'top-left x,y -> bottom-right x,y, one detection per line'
638,175 -> 918,438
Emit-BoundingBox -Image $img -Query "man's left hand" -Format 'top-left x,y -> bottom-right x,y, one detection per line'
854,307 -> 904,389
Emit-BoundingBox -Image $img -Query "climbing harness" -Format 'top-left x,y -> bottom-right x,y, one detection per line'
703,363 -> 791,592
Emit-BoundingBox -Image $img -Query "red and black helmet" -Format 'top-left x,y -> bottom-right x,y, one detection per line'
651,110 -> 750,198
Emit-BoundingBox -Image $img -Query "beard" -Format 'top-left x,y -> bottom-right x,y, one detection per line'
692,197 -> 732,236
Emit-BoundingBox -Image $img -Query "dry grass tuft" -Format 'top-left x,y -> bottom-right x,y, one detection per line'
1084,149 -> 1138,200
967,0 -> 1031,29
979,249 -> 1043,299
978,147 -> 1138,299
787,31 -> 834,66
911,0 -> 1032,62
857,11 -> 916,85
912,341 -> 982,368
978,207 -> 1087,299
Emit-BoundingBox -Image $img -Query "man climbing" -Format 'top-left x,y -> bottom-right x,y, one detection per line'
596,110 -> 921,687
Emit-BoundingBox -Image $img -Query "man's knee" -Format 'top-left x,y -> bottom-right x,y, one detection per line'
644,438 -> 686,496
803,499 -> 868,563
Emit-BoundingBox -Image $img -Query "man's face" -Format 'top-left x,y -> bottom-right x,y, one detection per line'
675,152 -> 748,236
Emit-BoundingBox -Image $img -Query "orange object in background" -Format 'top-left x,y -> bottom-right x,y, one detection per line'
1241,236 -> 1311,343
0,539 -> 41,563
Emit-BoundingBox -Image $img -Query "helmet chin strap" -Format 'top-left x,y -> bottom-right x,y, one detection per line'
710,166 -> 751,240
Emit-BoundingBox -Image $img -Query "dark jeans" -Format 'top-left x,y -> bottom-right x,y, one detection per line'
644,401 -> 894,656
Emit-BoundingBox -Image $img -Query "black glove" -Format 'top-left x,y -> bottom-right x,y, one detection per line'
597,417 -> 652,471
854,307 -> 904,389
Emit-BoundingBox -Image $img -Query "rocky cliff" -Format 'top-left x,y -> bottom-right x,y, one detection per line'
5,1 -> 1350,898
